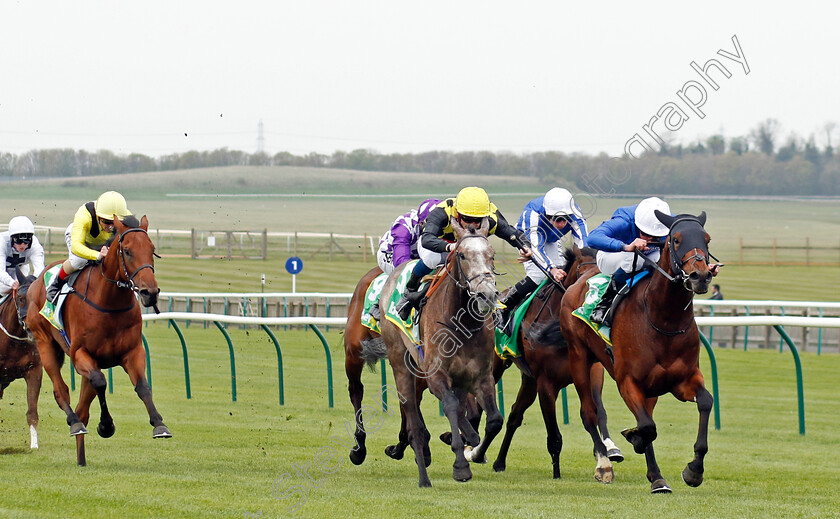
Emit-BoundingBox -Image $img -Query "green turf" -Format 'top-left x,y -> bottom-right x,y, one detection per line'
0,325 -> 837,518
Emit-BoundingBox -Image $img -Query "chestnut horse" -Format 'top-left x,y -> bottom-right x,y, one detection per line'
559,211 -> 714,493
0,269 -> 42,449
472,247 -> 623,479
25,215 -> 171,466
365,218 -> 501,487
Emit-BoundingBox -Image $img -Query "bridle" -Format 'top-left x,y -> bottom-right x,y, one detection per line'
446,234 -> 495,302
74,227 -> 157,314
639,216 -> 717,336
100,227 -> 156,291
0,293 -> 30,342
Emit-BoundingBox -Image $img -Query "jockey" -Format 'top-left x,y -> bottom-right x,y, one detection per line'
377,198 -> 441,274
0,216 -> 45,296
44,191 -> 133,306
587,196 -> 671,327
496,188 -> 588,331
395,186 -> 530,321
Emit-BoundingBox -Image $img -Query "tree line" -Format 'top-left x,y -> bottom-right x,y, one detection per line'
3,119 -> 838,196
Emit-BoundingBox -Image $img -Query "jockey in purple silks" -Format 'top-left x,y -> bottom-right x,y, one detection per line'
376,198 -> 441,274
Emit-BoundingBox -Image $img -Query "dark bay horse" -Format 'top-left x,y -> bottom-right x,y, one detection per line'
25,215 -> 171,466
366,217 -> 501,487
559,211 -> 714,493
0,269 -> 42,449
472,247 -> 623,480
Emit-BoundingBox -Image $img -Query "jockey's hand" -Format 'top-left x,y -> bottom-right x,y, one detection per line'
709,263 -> 723,276
624,238 -> 649,252
98,246 -> 109,261
11,280 -> 19,291
517,247 -> 533,263
549,267 -> 566,282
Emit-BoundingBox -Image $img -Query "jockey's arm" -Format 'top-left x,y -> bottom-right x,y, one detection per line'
69,207 -> 103,261
389,225 -> 413,266
493,210 -> 530,254
419,207 -> 451,253
29,238 -> 46,277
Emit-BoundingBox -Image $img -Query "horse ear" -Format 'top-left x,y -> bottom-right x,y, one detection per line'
696,211 -> 707,226
140,215 -> 149,230
451,216 -> 466,240
478,217 -> 490,236
654,209 -> 674,228
113,214 -> 125,231
14,266 -> 26,284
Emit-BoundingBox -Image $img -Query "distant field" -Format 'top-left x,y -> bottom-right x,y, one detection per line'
2,166 -> 839,298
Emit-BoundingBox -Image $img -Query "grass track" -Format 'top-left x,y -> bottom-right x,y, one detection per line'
0,324 -> 838,518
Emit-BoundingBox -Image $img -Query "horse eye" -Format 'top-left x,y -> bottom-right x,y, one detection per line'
458,252 -> 466,260
124,249 -> 133,258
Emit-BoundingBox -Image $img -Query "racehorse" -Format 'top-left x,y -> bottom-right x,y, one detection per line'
364,217 -> 501,487
25,215 -> 171,466
559,211 -> 714,493
344,266 -> 481,466
471,247 -> 623,479
0,268 -> 42,449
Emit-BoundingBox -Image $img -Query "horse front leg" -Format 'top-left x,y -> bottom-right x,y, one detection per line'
536,380 -> 563,479
72,349 -> 115,439
622,394 -> 668,494
122,347 -> 171,438
464,375 -> 503,469
74,378 -> 97,466
24,364 -> 42,449
431,380 -> 472,482
681,384 -> 713,488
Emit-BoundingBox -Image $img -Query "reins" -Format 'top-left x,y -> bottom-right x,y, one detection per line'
73,226 -> 156,314
0,296 -> 30,341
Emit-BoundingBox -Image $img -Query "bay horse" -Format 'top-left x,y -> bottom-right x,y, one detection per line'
363,217 -> 501,486
0,268 -> 42,449
25,215 -> 171,466
470,247 -> 623,479
559,211 -> 714,493
345,266 -> 482,466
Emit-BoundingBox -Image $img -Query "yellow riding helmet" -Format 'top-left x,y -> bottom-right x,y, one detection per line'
95,191 -> 132,219
454,187 -> 492,218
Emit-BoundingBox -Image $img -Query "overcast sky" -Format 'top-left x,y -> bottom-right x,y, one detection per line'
2,1 -> 837,159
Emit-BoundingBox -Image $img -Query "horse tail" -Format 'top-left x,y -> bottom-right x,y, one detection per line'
527,320 -> 566,348
360,337 -> 387,371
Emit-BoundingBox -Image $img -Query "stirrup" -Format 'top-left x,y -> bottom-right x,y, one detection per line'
396,294 -> 415,321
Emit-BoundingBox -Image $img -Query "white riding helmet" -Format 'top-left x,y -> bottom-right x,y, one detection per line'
634,197 -> 671,237
8,215 -> 35,236
543,188 -> 582,218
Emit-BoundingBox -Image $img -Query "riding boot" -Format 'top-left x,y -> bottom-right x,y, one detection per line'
602,283 -> 631,328
496,277 -> 538,334
46,275 -> 67,305
590,270 -> 631,327
396,270 -> 424,322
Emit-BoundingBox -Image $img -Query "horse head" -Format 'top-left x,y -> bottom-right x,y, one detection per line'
112,215 -> 161,308
12,267 -> 36,336
451,216 -> 498,317
654,210 -> 713,294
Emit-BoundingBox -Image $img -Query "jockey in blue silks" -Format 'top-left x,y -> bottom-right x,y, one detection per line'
496,187 -> 588,332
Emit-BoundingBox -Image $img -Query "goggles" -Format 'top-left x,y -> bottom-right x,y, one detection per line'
12,234 -> 33,245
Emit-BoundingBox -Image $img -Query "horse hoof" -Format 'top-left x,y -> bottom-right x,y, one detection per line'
384,445 -> 404,460
153,425 -> 172,438
607,448 -> 624,463
552,468 -> 562,480
453,466 -> 473,482
492,460 -> 506,473
349,447 -> 367,465
594,467 -> 614,484
681,466 -> 704,487
651,479 -> 672,494
419,479 -> 432,488
439,432 -> 453,445
70,422 -> 88,436
97,421 -> 116,438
